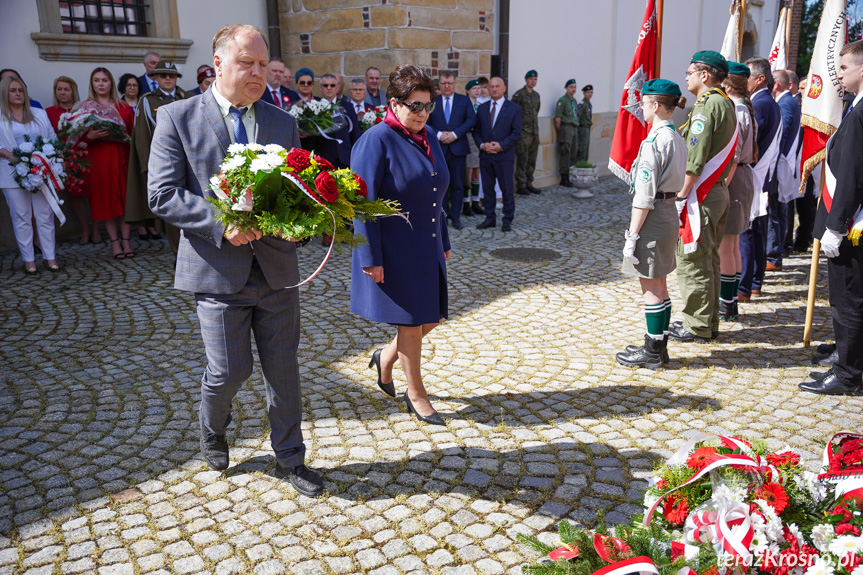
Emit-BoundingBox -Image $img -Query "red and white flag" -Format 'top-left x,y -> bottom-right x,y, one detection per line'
799,0 -> 847,192
608,0 -> 659,183
768,5 -> 790,71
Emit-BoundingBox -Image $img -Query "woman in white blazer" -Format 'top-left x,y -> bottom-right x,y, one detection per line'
0,76 -> 60,274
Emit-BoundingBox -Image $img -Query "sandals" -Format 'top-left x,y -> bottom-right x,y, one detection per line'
44,262 -> 61,272
111,238 -> 125,259
121,237 -> 135,259
24,265 -> 39,275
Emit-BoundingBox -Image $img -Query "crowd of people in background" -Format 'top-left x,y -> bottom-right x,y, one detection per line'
0,51 -> 598,271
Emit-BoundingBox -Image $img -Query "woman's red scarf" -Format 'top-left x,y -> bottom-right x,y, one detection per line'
383,107 -> 433,166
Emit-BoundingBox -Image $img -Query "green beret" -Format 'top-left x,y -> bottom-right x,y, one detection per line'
525,69 -> 537,79
727,61 -> 751,78
565,78 -> 577,88
465,79 -> 479,90
642,79 -> 682,98
690,50 -> 729,74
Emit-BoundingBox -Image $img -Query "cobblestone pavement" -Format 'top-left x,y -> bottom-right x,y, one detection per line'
2,178 -> 862,575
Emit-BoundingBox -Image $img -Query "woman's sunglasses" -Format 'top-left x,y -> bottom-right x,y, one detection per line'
397,100 -> 436,113
297,80 -> 314,86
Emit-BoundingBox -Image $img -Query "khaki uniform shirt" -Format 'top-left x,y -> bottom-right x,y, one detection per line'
730,96 -> 757,164
630,119 -> 687,210
511,87 -> 541,135
555,93 -> 580,126
577,99 -> 593,128
679,86 -> 737,179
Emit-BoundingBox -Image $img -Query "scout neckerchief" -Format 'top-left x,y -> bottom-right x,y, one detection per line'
568,94 -> 577,118
678,86 -> 739,254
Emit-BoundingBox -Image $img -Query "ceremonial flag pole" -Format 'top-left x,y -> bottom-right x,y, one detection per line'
656,0 -> 664,76
799,0 -> 848,346
608,0 -> 660,183
769,1 -> 790,71
720,0 -> 742,62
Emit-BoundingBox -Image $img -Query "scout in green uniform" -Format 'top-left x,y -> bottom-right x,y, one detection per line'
616,80 -> 688,370
125,62 -> 190,253
512,69 -> 542,195
669,51 -> 737,342
555,79 -> 580,188
576,84 -> 593,163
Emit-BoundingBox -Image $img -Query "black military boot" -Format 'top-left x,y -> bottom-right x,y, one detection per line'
731,301 -> 739,321
615,335 -> 664,370
660,334 -> 670,365
560,175 -> 574,188
719,300 -> 734,321
472,201 -> 484,215
462,203 -> 473,217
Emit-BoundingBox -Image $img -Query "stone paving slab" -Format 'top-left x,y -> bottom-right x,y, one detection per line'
1,178 -> 860,574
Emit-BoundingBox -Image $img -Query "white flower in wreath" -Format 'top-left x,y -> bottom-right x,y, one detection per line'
19,141 -> 35,154
15,163 -> 29,177
804,556 -> 836,575
828,535 -> 863,556
26,173 -> 43,189
749,526 -> 770,554
851,565 -> 863,575
287,104 -> 303,118
788,523 -> 805,548
245,143 -> 264,152
811,523 -> 835,553
221,154 -> 247,172
249,153 -> 282,173
41,144 -> 56,157
263,143 -> 285,155
803,471 -> 828,503
227,143 -> 246,154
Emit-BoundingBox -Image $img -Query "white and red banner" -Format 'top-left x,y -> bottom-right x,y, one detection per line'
799,0 -> 848,192
768,5 -> 790,71
608,0 -> 659,183
680,121 -> 739,254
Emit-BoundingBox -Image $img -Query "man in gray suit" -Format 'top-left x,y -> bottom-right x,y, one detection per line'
148,24 -> 323,497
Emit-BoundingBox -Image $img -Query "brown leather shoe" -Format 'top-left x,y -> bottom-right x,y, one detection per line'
737,292 -> 750,303
765,262 -> 782,271
751,289 -> 762,296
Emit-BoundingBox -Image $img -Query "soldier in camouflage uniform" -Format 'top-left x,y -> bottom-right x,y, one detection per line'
555,79 -> 579,188
125,61 -> 190,253
576,84 -> 593,163
669,51 -> 737,343
512,69 -> 542,195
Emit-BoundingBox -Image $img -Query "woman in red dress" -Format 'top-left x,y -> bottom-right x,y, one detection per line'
46,76 -> 99,245
80,67 -> 134,258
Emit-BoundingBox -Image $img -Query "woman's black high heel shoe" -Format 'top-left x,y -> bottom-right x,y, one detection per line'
369,348 -> 396,398
403,392 -> 445,426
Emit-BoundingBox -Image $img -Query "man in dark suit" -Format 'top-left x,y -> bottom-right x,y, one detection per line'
767,69 -> 801,271
138,51 -> 160,94
473,77 -> 522,232
311,73 -> 361,169
739,57 -> 782,302
258,58 -> 300,110
428,71 -> 476,230
147,24 -> 323,497
800,40 -> 863,396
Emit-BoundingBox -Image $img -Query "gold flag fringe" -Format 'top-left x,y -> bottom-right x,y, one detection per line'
798,113 -> 837,194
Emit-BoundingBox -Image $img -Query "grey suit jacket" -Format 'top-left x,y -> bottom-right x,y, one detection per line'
148,89 -> 302,294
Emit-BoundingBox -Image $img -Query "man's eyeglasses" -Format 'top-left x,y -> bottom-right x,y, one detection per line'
397,100 -> 436,113
320,83 -> 337,88
298,80 -> 313,86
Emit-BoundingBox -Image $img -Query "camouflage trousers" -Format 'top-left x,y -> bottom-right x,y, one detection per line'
576,126 -> 591,163
558,124 -> 579,176
515,131 -> 539,189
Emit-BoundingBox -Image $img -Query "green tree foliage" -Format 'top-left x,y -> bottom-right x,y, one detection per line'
797,0 -> 862,77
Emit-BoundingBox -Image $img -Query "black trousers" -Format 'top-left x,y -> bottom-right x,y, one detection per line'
784,176 -> 817,250
828,241 -> 863,385
443,148 -> 467,224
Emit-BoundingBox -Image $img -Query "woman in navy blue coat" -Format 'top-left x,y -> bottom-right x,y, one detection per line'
351,65 -> 451,426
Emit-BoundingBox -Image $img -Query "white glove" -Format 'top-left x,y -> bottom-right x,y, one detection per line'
676,197 -> 687,217
623,230 -> 640,265
821,228 -> 844,259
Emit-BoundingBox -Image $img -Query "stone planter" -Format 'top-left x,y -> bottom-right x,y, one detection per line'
570,166 -> 599,189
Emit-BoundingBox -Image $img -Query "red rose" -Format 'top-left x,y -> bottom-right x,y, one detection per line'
840,438 -> 863,454
375,117 -> 383,124
314,171 -> 338,203
832,505 -> 853,522
353,174 -> 368,197
313,155 -> 335,172
285,148 -> 312,173
836,523 -> 861,537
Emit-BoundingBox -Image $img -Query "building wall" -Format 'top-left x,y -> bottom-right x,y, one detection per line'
508,0 -> 780,187
278,0 -> 495,91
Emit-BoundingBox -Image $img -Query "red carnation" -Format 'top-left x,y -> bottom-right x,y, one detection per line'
663,494 -> 689,525
836,523 -> 861,537
313,155 -> 334,172
840,438 -> 863,454
843,448 -> 863,467
832,505 -> 853,522
687,446 -> 719,472
353,174 -> 367,197
314,171 -> 339,203
284,148 -> 312,173
756,483 -> 789,514
766,451 -> 801,467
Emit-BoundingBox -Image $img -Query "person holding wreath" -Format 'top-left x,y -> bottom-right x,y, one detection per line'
616,80 -> 687,369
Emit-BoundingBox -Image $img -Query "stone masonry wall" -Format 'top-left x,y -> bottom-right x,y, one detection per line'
278,0 -> 495,92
